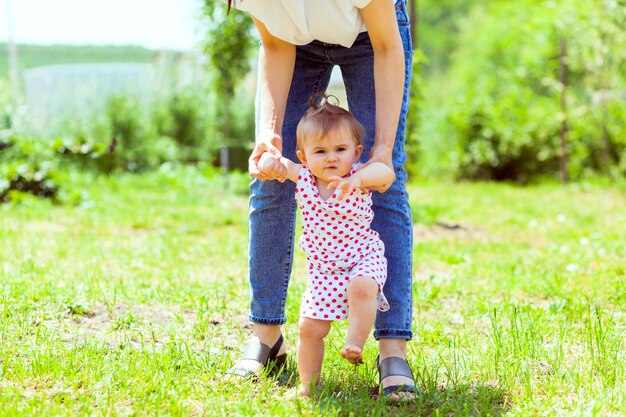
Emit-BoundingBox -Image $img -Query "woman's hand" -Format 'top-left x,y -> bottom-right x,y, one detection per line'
327,175 -> 362,201
258,152 -> 288,182
248,130 -> 284,181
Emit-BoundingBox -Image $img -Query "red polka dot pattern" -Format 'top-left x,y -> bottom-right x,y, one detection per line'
295,165 -> 389,321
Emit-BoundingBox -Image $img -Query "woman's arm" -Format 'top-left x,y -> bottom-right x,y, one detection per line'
359,0 -> 405,191
248,17 -> 296,180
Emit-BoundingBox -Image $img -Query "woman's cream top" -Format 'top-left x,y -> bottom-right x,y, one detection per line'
229,0 -> 378,48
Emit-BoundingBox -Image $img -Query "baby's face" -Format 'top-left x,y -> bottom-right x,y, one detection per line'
298,127 -> 362,183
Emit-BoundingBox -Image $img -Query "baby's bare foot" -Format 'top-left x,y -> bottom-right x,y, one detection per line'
340,343 -> 363,364
299,381 -> 322,398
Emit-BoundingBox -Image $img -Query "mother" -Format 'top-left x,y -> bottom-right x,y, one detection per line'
225,0 -> 415,400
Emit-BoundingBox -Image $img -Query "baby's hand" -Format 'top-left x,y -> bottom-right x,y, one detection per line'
327,176 -> 361,201
259,152 -> 288,182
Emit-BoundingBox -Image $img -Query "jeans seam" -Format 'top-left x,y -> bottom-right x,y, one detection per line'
325,46 -> 335,65
313,64 -> 330,97
373,329 -> 412,340
249,314 -> 286,326
280,198 -> 296,311
344,77 -> 353,109
395,0 -> 409,25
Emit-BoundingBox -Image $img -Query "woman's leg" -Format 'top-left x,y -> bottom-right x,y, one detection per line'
238,41 -> 336,370
337,0 -> 415,399
297,317 -> 331,396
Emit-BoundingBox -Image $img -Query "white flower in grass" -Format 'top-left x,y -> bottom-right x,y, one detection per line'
556,214 -> 566,223
565,264 -> 578,272
579,237 -> 590,245
449,313 -> 465,326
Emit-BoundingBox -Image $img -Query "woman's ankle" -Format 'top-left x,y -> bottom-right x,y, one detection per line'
252,324 -> 282,344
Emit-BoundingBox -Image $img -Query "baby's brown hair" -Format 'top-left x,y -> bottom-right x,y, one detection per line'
296,93 -> 365,150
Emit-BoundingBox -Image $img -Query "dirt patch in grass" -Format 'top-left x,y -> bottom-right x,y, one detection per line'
42,301 -> 257,357
413,264 -> 455,282
22,222 -> 69,233
42,303 -> 195,347
414,220 -> 491,242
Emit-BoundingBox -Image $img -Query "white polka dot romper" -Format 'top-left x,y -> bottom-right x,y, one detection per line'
296,165 -> 390,321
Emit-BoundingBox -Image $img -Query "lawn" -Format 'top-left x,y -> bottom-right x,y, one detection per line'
1,168 -> 625,416
0,43 -> 155,75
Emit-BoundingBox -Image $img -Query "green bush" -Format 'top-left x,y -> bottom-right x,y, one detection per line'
152,87 -> 216,163
53,135 -> 129,174
405,51 -> 426,179
212,88 -> 255,172
57,95 -> 188,173
449,94 -> 562,182
0,80 -> 14,130
0,160 -> 58,202
439,0 -> 626,181
54,88 -> 253,174
105,95 -> 152,171
0,132 -> 59,203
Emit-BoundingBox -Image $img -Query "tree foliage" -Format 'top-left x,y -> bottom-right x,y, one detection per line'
417,0 -> 487,74
202,1 -> 256,160
445,0 -> 626,181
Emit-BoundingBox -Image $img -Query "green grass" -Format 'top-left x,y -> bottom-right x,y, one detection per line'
0,43 -> 158,75
1,169 -> 625,416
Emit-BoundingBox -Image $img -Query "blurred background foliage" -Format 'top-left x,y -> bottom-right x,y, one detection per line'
1,0 -> 625,203
417,0 -> 626,182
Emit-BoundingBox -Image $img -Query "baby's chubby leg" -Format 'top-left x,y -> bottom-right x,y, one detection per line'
297,317 -> 331,396
341,276 -> 378,365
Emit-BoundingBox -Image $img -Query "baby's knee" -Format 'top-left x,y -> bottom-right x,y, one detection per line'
298,317 -> 331,340
347,276 -> 378,300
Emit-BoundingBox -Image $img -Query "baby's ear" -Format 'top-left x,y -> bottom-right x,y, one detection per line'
296,149 -> 307,165
354,144 -> 364,161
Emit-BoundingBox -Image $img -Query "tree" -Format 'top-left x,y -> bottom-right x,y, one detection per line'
202,2 -> 255,172
445,0 -> 626,181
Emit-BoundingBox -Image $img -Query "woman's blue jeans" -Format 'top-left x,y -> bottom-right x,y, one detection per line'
248,0 -> 413,340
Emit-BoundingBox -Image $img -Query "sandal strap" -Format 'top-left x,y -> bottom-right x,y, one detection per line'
377,356 -> 415,380
382,384 -> 417,396
240,334 -> 284,365
268,333 -> 283,361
